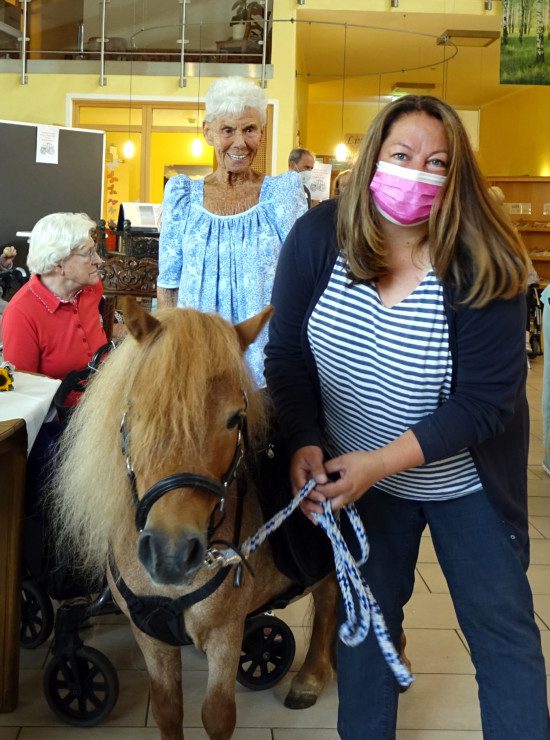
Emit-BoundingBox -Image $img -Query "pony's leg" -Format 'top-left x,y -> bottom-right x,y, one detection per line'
399,631 -> 412,693
131,625 -> 184,740
200,624 -> 244,740
285,573 -> 338,709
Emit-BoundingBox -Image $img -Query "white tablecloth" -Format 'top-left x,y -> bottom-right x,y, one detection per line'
0,371 -> 61,454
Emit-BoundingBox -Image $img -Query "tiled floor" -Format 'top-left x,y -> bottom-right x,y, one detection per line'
2,359 -> 550,739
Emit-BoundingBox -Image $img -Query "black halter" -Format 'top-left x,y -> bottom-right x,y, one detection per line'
110,393 -> 251,643
120,393 -> 249,533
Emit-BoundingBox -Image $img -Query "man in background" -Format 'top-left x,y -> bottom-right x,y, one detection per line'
288,147 -> 315,207
288,147 -> 315,174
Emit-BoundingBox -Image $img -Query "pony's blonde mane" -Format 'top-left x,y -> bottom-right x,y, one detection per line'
49,307 -> 265,580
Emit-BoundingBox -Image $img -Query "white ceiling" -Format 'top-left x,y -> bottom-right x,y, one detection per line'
295,9 -> 522,109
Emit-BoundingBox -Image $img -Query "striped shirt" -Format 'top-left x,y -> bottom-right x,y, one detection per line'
307,255 -> 482,501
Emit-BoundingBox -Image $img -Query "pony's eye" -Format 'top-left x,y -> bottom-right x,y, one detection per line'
226,411 -> 242,429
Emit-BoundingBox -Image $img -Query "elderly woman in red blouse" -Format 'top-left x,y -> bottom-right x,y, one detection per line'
2,212 -> 106,379
2,213 -> 108,592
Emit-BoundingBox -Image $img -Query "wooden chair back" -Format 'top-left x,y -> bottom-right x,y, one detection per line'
99,255 -> 158,341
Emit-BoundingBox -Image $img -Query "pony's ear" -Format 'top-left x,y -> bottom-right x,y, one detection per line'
119,296 -> 161,342
234,305 -> 273,351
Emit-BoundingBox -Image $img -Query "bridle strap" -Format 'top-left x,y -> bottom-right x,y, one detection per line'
121,391 -> 249,535
221,426 -> 245,489
135,473 -> 225,532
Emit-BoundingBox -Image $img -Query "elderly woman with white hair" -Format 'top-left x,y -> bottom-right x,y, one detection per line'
157,76 -> 307,385
2,211 -> 106,379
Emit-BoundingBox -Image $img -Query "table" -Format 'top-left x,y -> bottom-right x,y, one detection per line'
0,418 -> 26,712
0,371 -> 61,454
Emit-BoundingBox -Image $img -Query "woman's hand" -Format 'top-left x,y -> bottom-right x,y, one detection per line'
315,450 -> 387,512
316,430 -> 425,512
290,445 -> 328,521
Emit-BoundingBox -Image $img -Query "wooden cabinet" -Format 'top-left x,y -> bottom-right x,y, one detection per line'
487,177 -> 550,283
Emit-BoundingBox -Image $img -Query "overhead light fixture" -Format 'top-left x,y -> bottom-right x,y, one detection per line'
437,29 -> 500,47
390,0 -> 399,6
123,57 -> 135,159
191,24 -> 204,158
391,82 -> 436,96
484,0 -> 493,9
335,24 -> 349,163
122,139 -> 135,159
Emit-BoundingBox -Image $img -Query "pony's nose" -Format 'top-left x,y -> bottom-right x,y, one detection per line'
138,528 -> 205,585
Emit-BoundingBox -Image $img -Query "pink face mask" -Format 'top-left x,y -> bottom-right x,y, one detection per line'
369,160 -> 446,227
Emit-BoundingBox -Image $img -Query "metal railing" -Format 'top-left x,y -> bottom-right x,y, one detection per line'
0,0 -> 272,87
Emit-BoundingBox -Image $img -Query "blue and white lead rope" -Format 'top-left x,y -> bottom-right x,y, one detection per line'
240,479 -> 414,690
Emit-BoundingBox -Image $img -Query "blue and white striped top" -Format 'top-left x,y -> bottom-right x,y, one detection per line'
307,254 -> 482,501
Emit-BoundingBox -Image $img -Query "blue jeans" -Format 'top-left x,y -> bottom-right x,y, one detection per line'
336,489 -> 550,740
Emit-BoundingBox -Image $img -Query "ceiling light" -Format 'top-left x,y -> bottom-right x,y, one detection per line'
335,25 -> 349,164
191,26 -> 203,159
391,82 -> 436,95
390,0 -> 399,6
484,0 -> 493,9
437,29 -> 500,47
335,142 -> 349,162
191,137 -> 203,157
122,139 -> 135,159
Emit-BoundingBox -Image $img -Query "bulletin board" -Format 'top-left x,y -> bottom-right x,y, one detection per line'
0,120 -> 105,267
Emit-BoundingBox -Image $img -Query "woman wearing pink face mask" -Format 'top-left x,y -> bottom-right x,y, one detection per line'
265,96 -> 549,738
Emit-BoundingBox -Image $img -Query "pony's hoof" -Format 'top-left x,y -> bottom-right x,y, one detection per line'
284,690 -> 318,710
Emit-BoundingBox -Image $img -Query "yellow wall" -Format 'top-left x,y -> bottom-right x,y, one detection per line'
298,0 -> 502,166
305,73 -> 386,158
295,73 -> 310,152
306,100 -> 378,160
479,88 -> 550,177
103,132 -> 141,221
269,0 -> 300,172
149,132 -> 214,204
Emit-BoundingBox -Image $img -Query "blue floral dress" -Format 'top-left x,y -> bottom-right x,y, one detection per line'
157,171 -> 308,385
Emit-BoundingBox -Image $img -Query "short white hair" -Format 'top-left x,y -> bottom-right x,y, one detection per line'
27,212 -> 96,275
204,77 -> 267,127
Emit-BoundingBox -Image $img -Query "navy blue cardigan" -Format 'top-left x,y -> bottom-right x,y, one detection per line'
265,199 -> 530,559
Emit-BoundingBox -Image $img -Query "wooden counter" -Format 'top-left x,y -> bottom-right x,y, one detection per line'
0,418 -> 27,712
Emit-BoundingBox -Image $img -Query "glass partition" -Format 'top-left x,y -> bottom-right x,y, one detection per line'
0,0 -> 21,56
0,0 -> 271,66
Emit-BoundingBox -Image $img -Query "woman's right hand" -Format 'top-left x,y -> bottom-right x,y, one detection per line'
290,445 -> 328,521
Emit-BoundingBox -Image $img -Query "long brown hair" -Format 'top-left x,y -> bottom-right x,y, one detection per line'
48,307 -> 266,579
337,95 -> 528,306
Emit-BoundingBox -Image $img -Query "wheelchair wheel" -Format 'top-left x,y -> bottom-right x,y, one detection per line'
43,646 -> 119,727
20,578 -> 54,649
237,614 -> 296,691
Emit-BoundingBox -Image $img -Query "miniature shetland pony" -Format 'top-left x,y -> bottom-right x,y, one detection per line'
51,299 -> 337,740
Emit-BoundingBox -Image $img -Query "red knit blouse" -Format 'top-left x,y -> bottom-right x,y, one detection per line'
2,275 -> 107,379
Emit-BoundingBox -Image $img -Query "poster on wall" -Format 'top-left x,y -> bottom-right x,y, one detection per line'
500,0 -> 550,85
304,162 -> 332,202
36,125 -> 59,164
